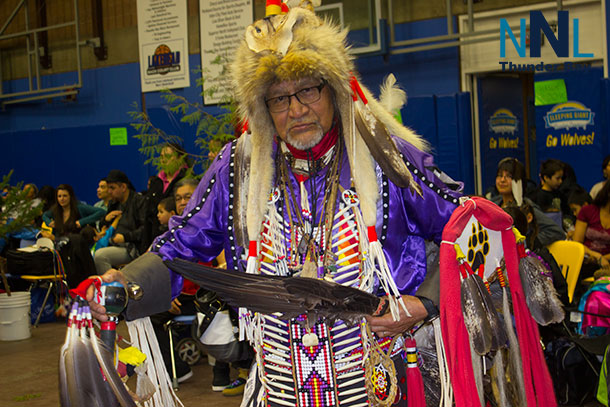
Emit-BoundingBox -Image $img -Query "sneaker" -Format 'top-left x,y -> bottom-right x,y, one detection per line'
177,369 -> 193,383
222,377 -> 247,397
212,382 -> 230,392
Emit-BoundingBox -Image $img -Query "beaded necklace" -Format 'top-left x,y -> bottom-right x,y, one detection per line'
277,136 -> 344,277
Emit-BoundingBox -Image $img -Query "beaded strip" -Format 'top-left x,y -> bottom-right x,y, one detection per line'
399,152 -> 460,205
380,173 -> 390,244
291,320 -> 337,407
226,140 -> 239,270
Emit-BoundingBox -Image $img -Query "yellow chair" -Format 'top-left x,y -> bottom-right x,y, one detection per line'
547,240 -> 585,304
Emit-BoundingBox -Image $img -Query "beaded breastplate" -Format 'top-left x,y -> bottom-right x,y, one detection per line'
246,185 -> 402,407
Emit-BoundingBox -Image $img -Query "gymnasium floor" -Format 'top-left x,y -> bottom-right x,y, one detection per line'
1,318 -> 604,407
0,319 -> 241,407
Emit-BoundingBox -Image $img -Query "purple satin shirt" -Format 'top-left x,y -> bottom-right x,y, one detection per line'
152,136 -> 461,298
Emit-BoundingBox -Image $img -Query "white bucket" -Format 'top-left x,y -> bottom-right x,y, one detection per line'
0,292 -> 31,341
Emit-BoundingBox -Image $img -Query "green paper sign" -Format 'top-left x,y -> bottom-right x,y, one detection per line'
534,79 -> 568,106
109,127 -> 128,146
393,110 -> 403,124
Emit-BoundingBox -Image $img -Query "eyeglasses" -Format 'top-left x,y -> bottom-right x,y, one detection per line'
265,82 -> 326,113
175,193 -> 192,203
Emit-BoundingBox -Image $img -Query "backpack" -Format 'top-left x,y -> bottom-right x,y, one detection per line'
545,337 -> 600,405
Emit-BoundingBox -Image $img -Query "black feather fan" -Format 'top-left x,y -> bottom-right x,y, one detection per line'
165,258 -> 383,325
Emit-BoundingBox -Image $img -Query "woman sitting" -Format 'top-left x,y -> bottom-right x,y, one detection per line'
573,180 -> 610,272
42,184 -> 105,240
487,157 -> 565,247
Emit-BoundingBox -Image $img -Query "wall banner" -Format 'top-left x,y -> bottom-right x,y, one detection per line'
200,0 -> 253,105
535,68 -> 603,191
478,76 -> 526,192
137,0 -> 190,93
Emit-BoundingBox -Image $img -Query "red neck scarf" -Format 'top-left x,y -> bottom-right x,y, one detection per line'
284,121 -> 339,160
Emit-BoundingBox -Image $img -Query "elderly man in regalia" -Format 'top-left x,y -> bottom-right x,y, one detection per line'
89,2 -> 464,405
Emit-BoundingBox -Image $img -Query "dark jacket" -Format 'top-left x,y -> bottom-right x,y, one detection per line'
103,190 -> 147,257
141,168 -> 188,250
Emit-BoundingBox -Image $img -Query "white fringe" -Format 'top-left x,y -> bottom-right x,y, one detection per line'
433,318 -> 453,407
368,240 -> 411,320
239,255 -> 259,341
125,318 -> 183,407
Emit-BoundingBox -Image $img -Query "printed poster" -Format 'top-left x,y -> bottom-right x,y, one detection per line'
137,0 -> 190,92
200,0 -> 253,105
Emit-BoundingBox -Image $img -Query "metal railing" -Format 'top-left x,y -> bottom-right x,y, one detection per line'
0,0 -> 82,107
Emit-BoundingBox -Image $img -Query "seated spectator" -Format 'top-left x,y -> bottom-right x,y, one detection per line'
23,183 -> 38,202
150,178 -> 243,390
93,214 -> 122,252
94,170 -> 146,274
173,178 -> 198,216
485,157 -> 537,201
94,178 -> 110,212
142,143 -> 191,250
568,190 -> 593,218
150,178 -> 199,385
488,157 -> 566,247
572,180 -> 610,275
94,178 -> 110,231
157,197 -> 176,233
37,185 -> 56,214
590,155 -> 610,199
566,190 -> 593,239
529,159 -> 564,213
58,226 -> 98,288
42,184 -> 105,240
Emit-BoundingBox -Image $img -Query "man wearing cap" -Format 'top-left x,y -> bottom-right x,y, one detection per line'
89,3 -> 462,405
94,169 -> 147,274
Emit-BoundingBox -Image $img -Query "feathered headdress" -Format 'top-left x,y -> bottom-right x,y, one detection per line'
230,1 -> 427,245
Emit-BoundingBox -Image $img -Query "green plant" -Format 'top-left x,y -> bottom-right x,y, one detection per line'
0,171 -> 43,242
130,58 -> 238,175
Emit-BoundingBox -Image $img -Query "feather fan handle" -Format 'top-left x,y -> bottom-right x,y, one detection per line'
59,303 -> 79,407
379,74 -> 407,115
367,226 -> 411,320
88,323 -> 136,406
